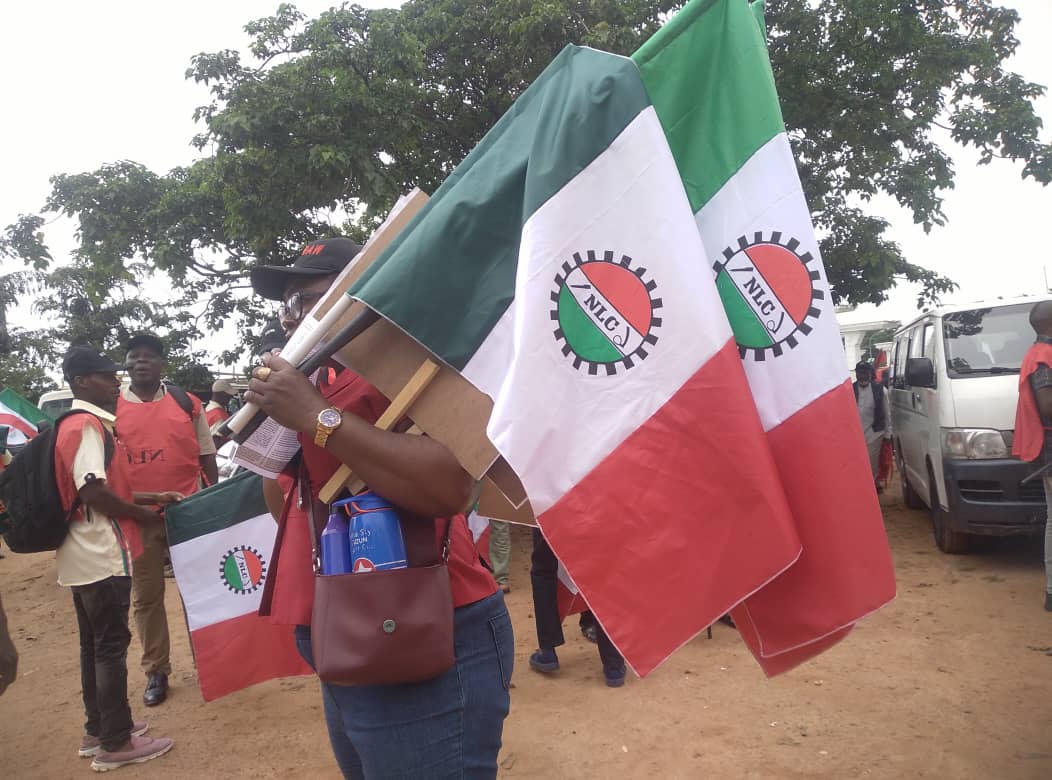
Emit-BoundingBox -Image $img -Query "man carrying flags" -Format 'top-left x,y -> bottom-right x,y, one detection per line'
344,0 -> 894,676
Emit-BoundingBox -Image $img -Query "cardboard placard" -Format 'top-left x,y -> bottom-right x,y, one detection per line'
306,188 -> 528,505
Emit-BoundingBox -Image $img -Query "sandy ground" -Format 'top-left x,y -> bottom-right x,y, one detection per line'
1,485 -> 1051,779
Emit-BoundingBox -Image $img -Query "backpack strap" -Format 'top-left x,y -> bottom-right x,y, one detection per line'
163,382 -> 196,421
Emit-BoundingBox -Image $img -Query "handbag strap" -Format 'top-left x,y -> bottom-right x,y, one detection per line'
257,474 -> 299,617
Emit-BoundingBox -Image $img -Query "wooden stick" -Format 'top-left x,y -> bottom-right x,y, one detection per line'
318,359 -> 441,503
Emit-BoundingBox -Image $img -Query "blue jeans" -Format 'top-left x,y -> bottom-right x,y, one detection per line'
295,591 -> 513,779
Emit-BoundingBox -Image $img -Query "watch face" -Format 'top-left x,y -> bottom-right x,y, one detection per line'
319,408 -> 341,428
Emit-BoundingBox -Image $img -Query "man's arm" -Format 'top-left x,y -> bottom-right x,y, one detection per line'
80,481 -> 161,525
246,356 -> 474,517
1036,386 -> 1052,425
191,403 -> 219,485
200,454 -> 219,487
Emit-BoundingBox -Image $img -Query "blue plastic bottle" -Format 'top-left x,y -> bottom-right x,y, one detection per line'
319,508 -> 353,575
333,492 -> 408,574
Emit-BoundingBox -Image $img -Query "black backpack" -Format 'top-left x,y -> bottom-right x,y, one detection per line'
0,410 -> 114,553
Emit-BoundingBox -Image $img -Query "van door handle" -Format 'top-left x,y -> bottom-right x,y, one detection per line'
912,392 -> 919,408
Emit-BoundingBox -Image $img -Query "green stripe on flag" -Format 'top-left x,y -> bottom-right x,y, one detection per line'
557,286 -> 625,363
165,470 -> 269,547
716,272 -> 773,348
0,388 -> 50,427
632,0 -> 783,213
351,45 -> 651,370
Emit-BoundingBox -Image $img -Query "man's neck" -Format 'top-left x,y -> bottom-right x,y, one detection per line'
131,381 -> 162,402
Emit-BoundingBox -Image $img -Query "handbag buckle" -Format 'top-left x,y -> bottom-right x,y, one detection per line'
382,619 -> 396,634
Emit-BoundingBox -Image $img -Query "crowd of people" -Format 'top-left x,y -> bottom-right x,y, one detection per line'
1,236 -> 1050,777
0,236 -> 639,778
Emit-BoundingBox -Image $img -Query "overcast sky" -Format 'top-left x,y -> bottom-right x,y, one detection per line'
2,0 -> 1050,361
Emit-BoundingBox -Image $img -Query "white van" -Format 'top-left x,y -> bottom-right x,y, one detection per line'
890,295 -> 1051,553
37,388 -> 75,419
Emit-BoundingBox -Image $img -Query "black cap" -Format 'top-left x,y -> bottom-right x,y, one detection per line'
125,332 -> 166,357
63,346 -> 122,382
250,237 -> 362,301
259,317 -> 286,354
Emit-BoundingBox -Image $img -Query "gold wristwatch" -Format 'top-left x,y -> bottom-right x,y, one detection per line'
313,407 -> 343,448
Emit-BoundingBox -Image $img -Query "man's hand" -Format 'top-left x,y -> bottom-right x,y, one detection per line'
244,353 -> 329,434
154,492 -> 185,507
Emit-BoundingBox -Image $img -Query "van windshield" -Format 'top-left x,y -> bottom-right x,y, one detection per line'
942,303 -> 1033,377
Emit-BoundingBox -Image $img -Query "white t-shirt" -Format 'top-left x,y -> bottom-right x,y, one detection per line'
55,401 -> 132,587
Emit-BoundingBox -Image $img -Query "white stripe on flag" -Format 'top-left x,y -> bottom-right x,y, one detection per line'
464,107 -> 733,515
695,133 -> 846,431
169,512 -> 276,631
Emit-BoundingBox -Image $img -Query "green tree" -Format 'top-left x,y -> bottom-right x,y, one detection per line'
5,0 -> 1050,367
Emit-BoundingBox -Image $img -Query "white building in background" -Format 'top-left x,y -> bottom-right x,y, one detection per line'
836,304 -> 899,376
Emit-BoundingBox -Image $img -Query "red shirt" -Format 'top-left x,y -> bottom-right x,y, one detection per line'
266,367 -> 496,627
1013,341 -> 1052,461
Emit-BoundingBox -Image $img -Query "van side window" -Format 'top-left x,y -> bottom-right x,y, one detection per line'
891,337 -> 906,388
922,322 -> 936,361
909,326 -> 925,359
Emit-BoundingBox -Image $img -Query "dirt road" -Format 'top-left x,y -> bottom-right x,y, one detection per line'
2,487 -> 1050,779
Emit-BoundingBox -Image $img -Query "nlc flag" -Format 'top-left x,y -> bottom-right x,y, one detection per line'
349,0 -> 894,677
165,471 -> 310,700
0,388 -> 49,449
632,0 -> 896,674
349,4 -> 811,676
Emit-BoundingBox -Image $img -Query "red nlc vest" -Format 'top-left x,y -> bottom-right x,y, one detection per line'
54,414 -> 144,560
205,405 -> 229,429
1012,342 -> 1052,462
117,390 -> 204,497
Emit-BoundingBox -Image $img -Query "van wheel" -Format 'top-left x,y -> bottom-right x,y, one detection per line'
929,466 -> 970,554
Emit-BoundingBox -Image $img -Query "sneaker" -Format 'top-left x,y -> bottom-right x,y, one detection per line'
529,648 -> 560,673
79,722 -> 150,757
603,665 -> 626,688
90,734 -> 173,772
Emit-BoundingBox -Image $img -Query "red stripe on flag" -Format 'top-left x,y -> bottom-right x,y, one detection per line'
540,340 -> 801,676
732,380 -> 896,671
557,581 -> 587,619
0,413 -> 37,439
190,613 -> 312,701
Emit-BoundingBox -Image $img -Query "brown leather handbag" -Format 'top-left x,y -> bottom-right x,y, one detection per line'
306,493 -> 456,687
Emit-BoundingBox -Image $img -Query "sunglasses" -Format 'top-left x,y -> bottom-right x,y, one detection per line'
281,290 -> 325,320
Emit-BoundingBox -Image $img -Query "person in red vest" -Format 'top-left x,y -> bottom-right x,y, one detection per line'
117,333 -> 219,706
55,346 -> 178,770
205,379 -> 235,448
1012,300 -> 1052,613
248,238 -> 512,778
205,379 -> 234,430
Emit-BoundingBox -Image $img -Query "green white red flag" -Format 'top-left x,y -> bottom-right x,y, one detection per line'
349,0 -> 895,676
632,0 -> 896,674
0,388 -> 49,448
165,471 -> 310,700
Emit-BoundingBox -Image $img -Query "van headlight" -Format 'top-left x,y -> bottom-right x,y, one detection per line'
941,428 -> 1010,459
